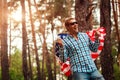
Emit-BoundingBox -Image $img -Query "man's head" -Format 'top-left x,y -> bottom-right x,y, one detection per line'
64,17 -> 78,34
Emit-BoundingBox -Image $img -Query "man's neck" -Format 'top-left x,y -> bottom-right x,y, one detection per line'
69,32 -> 78,40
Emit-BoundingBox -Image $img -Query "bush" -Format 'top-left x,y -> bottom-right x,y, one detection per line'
113,63 -> 120,80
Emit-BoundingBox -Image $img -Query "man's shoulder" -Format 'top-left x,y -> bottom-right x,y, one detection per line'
78,32 -> 87,35
62,35 -> 69,41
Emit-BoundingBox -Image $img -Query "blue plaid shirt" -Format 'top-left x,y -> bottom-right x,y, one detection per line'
62,32 -> 99,73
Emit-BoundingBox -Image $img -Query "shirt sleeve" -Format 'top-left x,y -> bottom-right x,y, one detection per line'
88,37 -> 100,52
62,43 -> 69,62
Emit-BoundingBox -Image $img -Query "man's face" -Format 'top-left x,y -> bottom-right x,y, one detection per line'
66,19 -> 78,34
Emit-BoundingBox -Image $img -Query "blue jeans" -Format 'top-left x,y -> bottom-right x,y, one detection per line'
73,70 -> 105,80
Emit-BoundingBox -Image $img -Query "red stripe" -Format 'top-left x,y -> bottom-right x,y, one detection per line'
98,46 -> 103,50
91,53 -> 99,58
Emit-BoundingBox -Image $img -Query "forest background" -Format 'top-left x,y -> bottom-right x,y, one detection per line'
0,0 -> 120,80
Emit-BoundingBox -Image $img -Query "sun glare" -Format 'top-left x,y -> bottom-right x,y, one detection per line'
10,8 -> 22,22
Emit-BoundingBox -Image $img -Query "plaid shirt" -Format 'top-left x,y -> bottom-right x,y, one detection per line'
62,32 -> 99,73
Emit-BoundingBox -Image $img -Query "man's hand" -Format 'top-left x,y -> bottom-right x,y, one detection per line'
56,38 -> 63,46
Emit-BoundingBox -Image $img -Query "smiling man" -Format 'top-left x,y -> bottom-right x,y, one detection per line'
57,17 -> 105,80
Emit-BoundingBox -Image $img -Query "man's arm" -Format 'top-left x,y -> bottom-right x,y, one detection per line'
89,31 -> 100,52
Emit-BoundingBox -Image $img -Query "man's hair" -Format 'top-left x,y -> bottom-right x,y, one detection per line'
65,17 -> 75,27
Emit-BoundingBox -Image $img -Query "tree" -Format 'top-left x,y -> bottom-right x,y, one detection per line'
27,0 -> 41,79
75,0 -> 93,32
0,0 -> 10,80
112,0 -> 120,68
100,0 -> 114,80
42,40 -> 54,80
21,0 -> 29,80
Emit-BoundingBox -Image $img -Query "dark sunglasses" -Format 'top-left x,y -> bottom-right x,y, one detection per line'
69,22 -> 78,26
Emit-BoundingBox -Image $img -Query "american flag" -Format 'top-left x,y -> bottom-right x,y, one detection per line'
55,27 -> 106,76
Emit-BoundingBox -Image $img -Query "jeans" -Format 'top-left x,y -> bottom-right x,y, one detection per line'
73,70 -> 105,80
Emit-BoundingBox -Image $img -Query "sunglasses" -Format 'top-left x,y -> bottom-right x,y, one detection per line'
69,22 -> 78,26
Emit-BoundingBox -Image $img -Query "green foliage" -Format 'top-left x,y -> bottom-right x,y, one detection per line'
112,46 -> 118,63
9,69 -> 24,80
112,45 -> 120,80
0,68 -> 1,80
9,48 -> 24,80
113,63 -> 120,80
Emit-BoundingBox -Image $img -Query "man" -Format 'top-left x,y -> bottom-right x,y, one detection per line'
57,17 -> 105,80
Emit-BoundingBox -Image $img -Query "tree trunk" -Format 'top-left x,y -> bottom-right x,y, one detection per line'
21,0 -> 28,80
42,34 -> 54,80
27,0 -> 41,79
100,0 -> 114,80
45,43 -> 54,80
0,0 -> 10,80
75,0 -> 92,32
51,23 -> 57,80
27,40 -> 33,80
42,46 -> 45,80
112,0 -> 120,66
